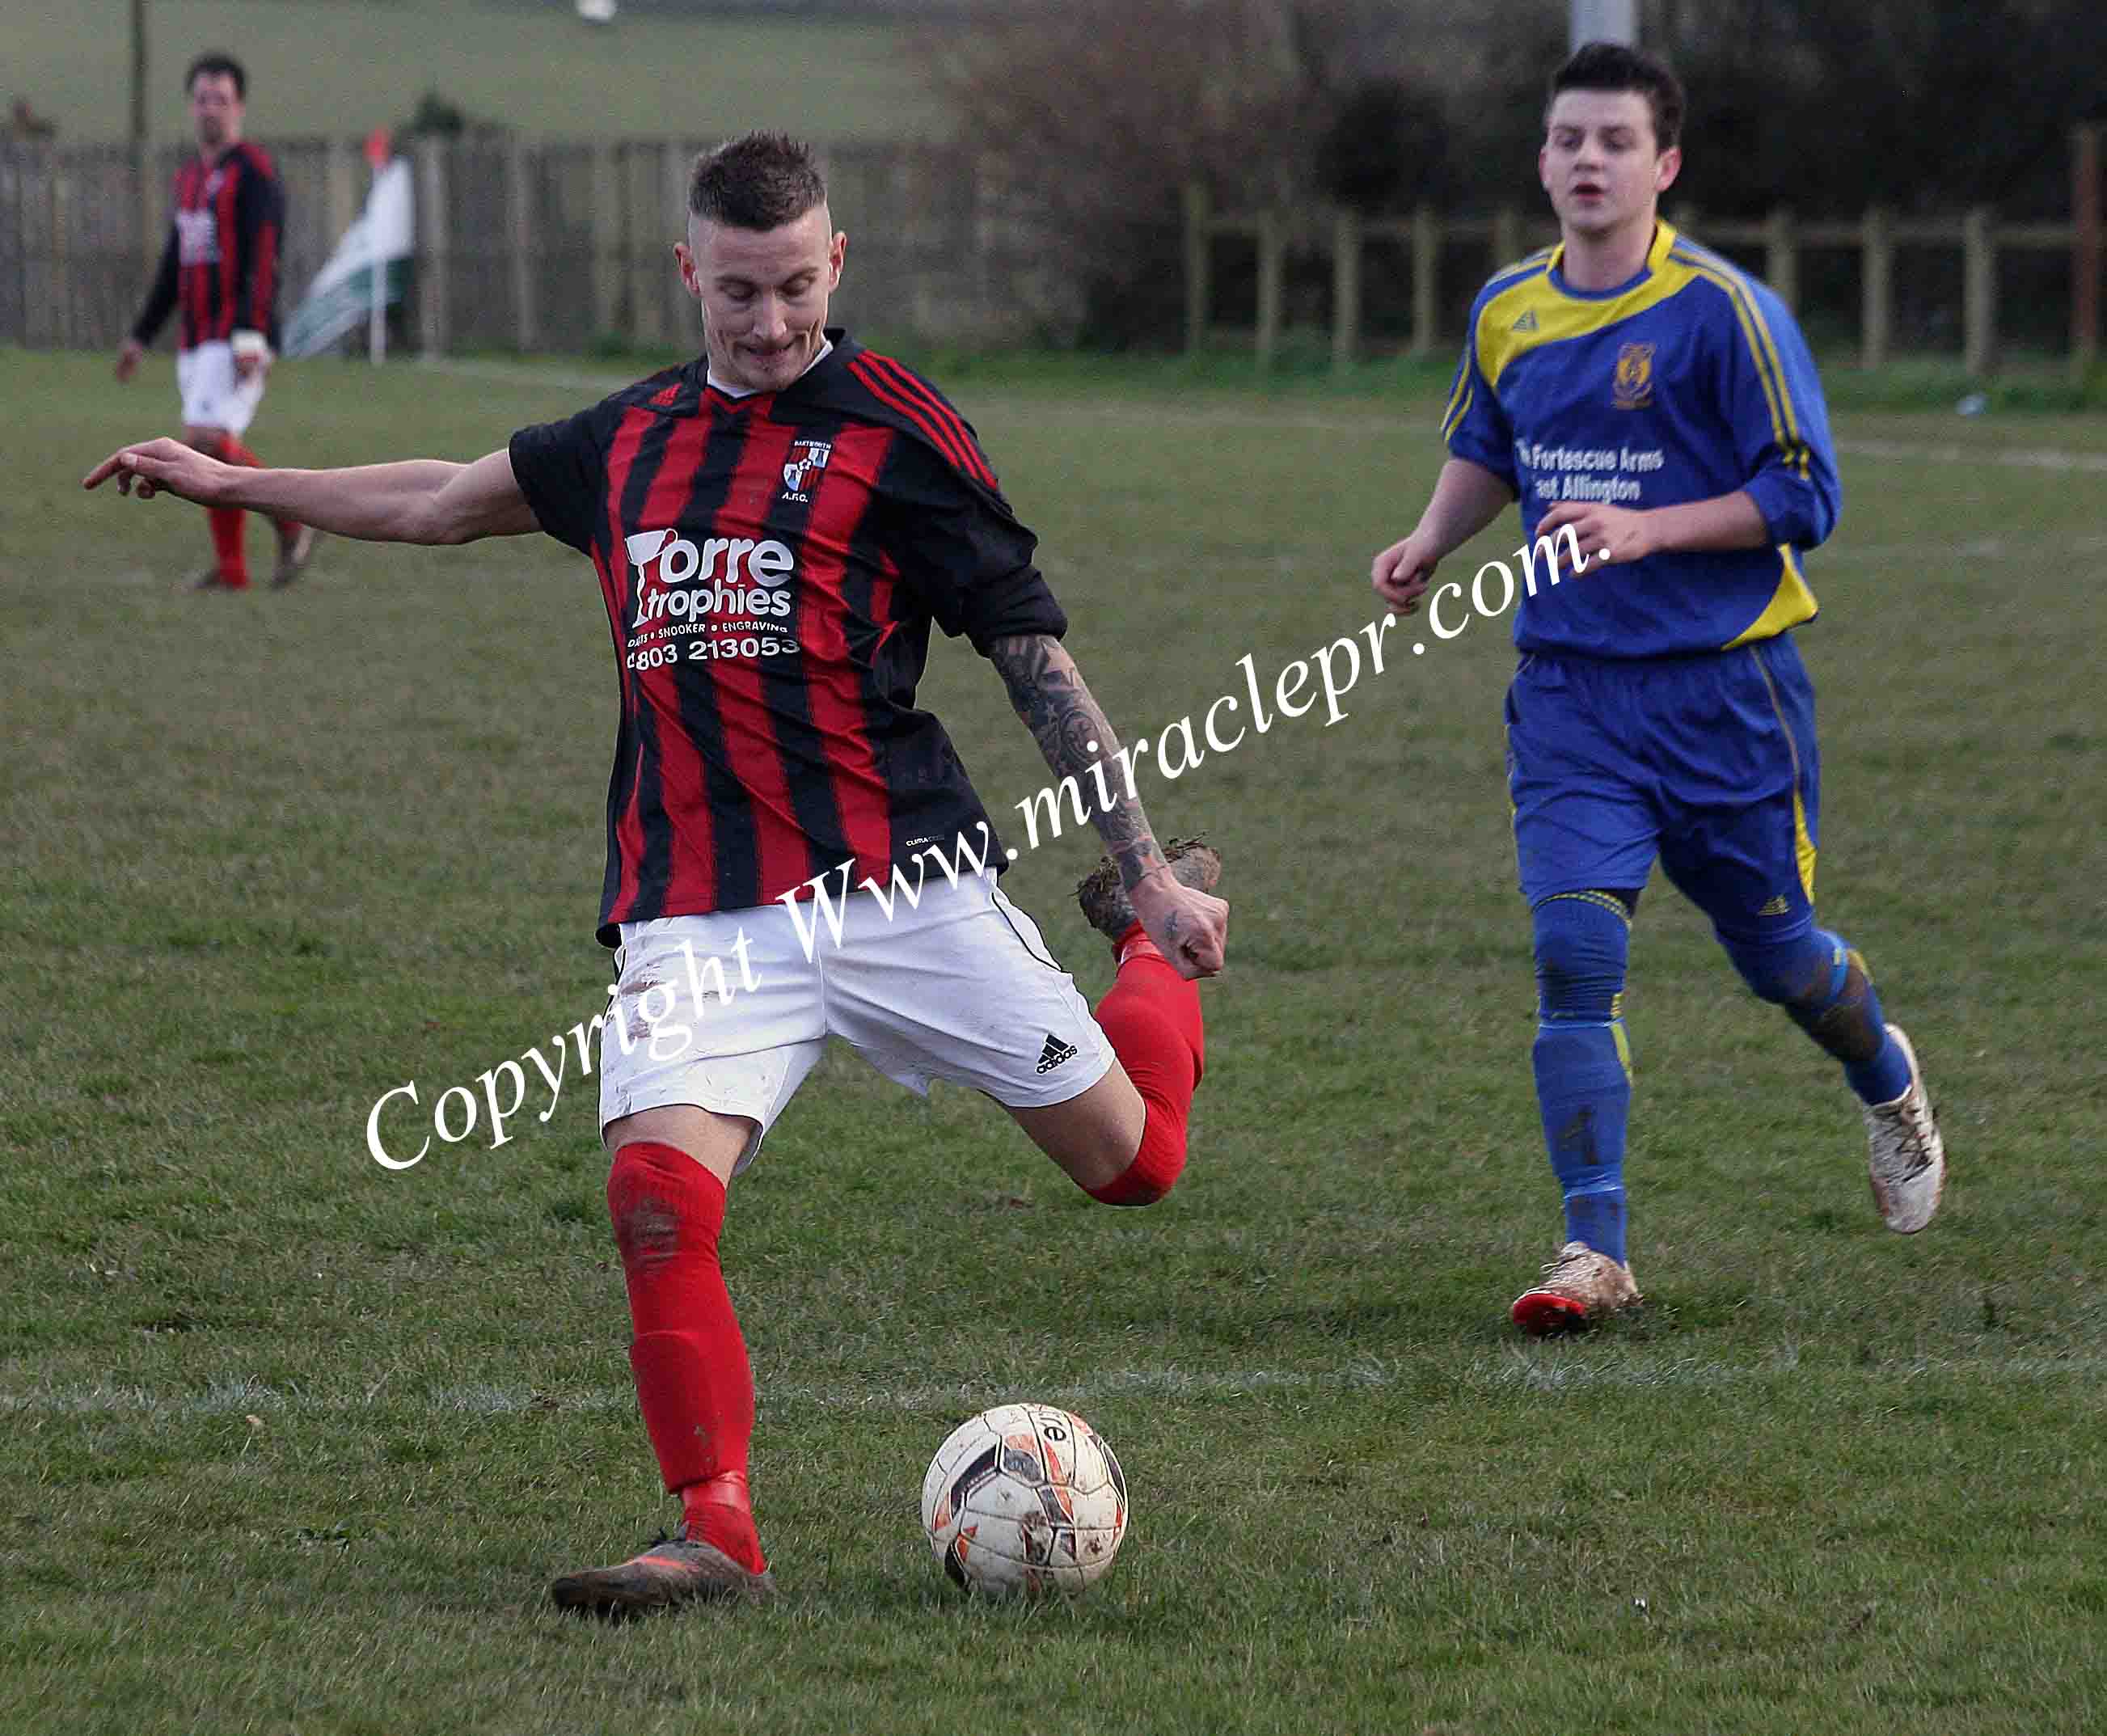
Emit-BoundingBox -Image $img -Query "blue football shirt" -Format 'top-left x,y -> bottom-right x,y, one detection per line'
1443,222 -> 1842,658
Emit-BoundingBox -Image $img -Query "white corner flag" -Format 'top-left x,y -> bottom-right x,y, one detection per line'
284,151 -> 415,361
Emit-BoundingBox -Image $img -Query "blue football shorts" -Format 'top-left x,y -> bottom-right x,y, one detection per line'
1504,635 -> 1822,943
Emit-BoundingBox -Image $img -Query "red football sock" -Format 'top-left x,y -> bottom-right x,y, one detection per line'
206,505 -> 249,586
1086,924 -> 1206,1205
606,1140 -> 765,1573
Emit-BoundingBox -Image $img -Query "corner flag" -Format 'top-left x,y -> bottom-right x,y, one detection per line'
283,151 -> 415,359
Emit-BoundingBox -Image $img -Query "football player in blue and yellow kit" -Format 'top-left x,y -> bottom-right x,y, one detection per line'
1370,42 -> 1946,1333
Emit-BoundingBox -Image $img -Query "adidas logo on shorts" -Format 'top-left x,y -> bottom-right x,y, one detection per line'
1035,1033 -> 1079,1075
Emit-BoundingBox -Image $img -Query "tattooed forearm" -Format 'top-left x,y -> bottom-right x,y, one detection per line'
987,632 -> 1168,892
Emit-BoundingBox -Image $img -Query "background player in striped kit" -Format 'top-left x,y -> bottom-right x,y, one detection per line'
88,132 -> 1227,1611
1369,43 -> 1945,1334
116,51 -> 313,591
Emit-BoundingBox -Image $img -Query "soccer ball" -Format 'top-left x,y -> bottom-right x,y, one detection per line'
919,1402 -> 1129,1595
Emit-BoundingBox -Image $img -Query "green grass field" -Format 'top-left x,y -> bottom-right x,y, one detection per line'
3,345 -> 2105,1734
11,0 -> 939,145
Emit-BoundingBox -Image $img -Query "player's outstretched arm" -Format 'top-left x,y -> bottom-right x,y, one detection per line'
82,441 -> 541,545
1370,457 -> 1514,615
987,632 -> 1228,980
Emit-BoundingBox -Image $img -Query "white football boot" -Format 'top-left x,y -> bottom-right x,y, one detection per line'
1511,1240 -> 1642,1335
1862,1024 -> 1945,1234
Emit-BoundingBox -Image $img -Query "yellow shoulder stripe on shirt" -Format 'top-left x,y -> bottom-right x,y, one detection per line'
1439,368 -> 1475,441
1670,242 -> 1812,482
1473,223 -> 1689,389
1483,247 -> 1559,302
1443,250 -> 1556,440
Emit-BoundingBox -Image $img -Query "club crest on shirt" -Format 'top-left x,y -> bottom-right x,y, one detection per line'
780,439 -> 832,502
1612,342 -> 1656,409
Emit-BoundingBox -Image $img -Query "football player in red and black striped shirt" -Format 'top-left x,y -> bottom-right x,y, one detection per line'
91,132 -> 1227,1611
116,52 -> 313,591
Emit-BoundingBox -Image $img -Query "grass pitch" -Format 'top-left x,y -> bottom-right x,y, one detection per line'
2,346 -> 2105,1734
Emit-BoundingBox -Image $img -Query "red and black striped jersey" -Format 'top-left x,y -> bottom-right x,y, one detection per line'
131,142 -> 285,353
508,331 -> 1068,943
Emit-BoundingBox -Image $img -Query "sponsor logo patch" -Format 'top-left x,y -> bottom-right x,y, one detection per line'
622,526 -> 801,661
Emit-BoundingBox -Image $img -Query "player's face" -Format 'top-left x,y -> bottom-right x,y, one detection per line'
677,206 -> 847,394
1539,90 -> 1678,240
188,73 -> 243,153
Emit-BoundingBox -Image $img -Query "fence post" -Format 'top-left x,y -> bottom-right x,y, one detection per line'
1764,205 -> 1797,309
1962,205 -> 1997,378
49,151 -> 70,347
1860,205 -> 1891,370
416,138 -> 449,356
1412,202 -> 1438,355
508,137 -> 535,353
1492,205 -> 1520,269
2073,122 -> 2101,379
1255,207 -> 1283,372
1332,206 -> 1360,373
324,137 -> 356,256
592,142 -> 622,343
1182,182 -> 1210,354
135,141 -> 160,289
661,139 -> 690,348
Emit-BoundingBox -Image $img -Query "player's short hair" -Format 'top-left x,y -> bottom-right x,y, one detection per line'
184,52 -> 247,100
1547,41 -> 1683,153
687,132 -> 827,231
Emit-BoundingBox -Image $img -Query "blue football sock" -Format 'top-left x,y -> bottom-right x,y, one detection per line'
1531,893 -> 1636,1265
1845,1023 -> 1911,1106
1533,1023 -> 1632,1263
1722,927 -> 1911,1106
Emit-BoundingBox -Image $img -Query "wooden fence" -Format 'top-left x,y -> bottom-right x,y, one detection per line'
11,133 -> 2101,374
0,137 -> 1080,355
1186,183 -> 2105,379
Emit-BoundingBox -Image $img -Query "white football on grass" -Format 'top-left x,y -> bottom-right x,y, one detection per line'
920,1402 -> 1129,1595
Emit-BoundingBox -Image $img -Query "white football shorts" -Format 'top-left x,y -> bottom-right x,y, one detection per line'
176,339 -> 267,436
597,869 -> 1114,1169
